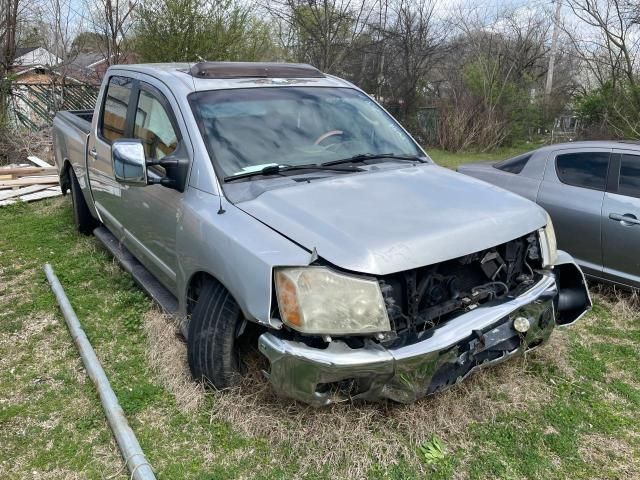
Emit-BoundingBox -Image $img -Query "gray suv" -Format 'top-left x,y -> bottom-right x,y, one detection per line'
53,62 -> 591,406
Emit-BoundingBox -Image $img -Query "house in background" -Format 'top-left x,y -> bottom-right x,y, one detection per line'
9,46 -> 136,85
5,45 -> 135,129
10,46 -> 58,84
71,52 -> 138,85
71,52 -> 109,85
9,46 -> 73,86
7,46 -> 86,128
12,46 -> 61,68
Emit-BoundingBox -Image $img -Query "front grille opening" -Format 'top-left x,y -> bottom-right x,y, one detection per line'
379,232 -> 543,340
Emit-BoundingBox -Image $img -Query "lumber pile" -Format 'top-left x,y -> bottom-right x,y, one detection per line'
0,156 -> 61,206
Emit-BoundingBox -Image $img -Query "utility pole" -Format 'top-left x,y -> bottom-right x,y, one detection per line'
545,0 -> 562,97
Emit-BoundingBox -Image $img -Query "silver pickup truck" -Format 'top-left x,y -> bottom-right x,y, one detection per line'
53,62 -> 591,407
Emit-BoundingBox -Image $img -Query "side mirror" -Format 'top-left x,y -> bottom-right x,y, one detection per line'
112,139 -> 147,186
112,139 -> 189,192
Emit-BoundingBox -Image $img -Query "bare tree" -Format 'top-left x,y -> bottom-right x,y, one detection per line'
1,0 -> 20,74
35,0 -> 86,80
434,5 -> 556,150
86,0 -> 138,65
265,0 -> 375,73
565,0 -> 638,89
378,0 -> 444,120
562,0 -> 639,137
1,0 -> 30,125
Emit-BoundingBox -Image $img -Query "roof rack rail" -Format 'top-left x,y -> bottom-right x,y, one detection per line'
187,62 -> 325,79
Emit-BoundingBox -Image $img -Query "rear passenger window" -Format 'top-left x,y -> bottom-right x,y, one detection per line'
556,152 -> 610,191
618,154 -> 640,198
100,76 -> 132,143
494,153 -> 532,174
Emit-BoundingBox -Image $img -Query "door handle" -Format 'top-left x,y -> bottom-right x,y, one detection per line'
89,148 -> 97,159
609,213 -> 640,226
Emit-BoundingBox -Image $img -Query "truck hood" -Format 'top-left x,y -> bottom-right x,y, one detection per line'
236,164 -> 548,275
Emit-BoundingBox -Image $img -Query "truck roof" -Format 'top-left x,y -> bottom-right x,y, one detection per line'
109,62 -> 356,95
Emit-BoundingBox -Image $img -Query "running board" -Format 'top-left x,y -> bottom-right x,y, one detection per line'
93,226 -> 178,315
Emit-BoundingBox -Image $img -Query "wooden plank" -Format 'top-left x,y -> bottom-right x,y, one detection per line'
27,156 -> 53,167
1,183 -> 54,199
0,166 -> 57,176
0,184 -> 51,201
0,176 -> 58,188
0,187 -> 62,206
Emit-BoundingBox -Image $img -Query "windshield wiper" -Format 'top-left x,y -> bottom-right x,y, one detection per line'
223,163 -> 364,182
322,153 -> 427,167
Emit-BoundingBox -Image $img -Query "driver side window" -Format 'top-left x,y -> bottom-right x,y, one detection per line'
134,86 -> 178,161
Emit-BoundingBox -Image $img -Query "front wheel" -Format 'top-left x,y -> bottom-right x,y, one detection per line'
187,279 -> 243,389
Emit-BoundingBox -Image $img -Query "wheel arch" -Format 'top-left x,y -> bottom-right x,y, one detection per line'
185,270 -> 240,317
184,269 -> 267,345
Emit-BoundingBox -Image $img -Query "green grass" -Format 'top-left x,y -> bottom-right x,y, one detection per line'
1,176 -> 639,478
427,140 -> 546,170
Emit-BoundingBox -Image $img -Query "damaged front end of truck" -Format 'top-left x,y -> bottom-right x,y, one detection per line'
259,224 -> 591,407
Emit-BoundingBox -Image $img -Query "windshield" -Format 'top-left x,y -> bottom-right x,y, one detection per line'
189,87 -> 423,179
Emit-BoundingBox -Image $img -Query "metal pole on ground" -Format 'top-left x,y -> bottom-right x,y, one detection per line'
44,263 -> 156,480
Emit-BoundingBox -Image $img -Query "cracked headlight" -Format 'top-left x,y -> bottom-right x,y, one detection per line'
539,215 -> 558,267
274,266 -> 390,335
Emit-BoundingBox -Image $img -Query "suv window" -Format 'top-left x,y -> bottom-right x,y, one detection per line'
556,152 -> 610,191
618,154 -> 640,198
101,76 -> 133,143
494,153 -> 531,174
134,86 -> 178,160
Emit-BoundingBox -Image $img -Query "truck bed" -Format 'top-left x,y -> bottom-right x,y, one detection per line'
56,110 -> 93,135
53,109 -> 95,190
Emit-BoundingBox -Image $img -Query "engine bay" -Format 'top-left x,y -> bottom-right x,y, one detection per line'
378,232 -> 543,342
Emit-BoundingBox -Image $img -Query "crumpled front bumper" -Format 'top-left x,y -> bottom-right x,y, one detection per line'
259,252 -> 591,407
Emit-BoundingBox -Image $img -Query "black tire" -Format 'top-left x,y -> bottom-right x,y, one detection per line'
187,279 -> 243,389
69,168 -> 97,235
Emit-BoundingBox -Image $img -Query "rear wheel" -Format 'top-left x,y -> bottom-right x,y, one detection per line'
69,168 -> 97,235
187,279 -> 244,389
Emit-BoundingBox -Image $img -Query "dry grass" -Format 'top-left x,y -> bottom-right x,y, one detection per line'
210,358 -> 556,477
578,432 -> 640,477
0,266 -> 38,315
144,310 -> 563,477
573,285 -> 639,354
591,285 -> 640,325
143,309 -> 205,412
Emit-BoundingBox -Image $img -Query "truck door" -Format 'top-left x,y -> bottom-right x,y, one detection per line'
117,80 -> 186,292
601,150 -> 640,287
537,148 -> 611,277
87,75 -> 134,237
